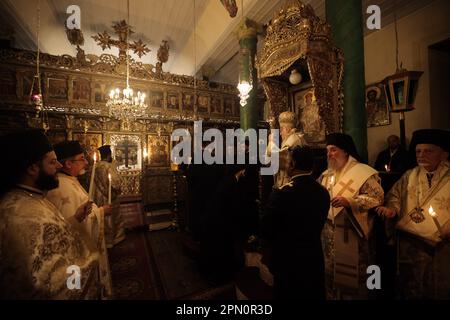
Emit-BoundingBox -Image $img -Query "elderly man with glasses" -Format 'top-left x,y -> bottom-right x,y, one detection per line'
46,140 -> 113,299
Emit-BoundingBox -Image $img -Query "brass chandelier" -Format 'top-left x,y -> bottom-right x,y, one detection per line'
107,0 -> 147,123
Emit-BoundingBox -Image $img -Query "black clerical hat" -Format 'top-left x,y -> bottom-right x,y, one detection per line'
0,130 -> 53,194
98,145 -> 112,159
53,140 -> 84,161
326,133 -> 361,160
409,129 -> 450,152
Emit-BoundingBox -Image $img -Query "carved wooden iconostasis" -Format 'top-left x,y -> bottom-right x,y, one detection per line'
256,0 -> 344,148
0,45 -> 241,209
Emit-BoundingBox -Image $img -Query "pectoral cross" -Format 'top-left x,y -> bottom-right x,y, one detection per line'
92,20 -> 150,59
336,179 -> 356,196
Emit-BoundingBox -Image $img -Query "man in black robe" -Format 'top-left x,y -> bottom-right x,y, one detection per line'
261,146 -> 330,299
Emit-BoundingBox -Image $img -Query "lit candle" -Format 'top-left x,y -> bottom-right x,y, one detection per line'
384,164 -> 390,172
428,205 -> 443,235
108,172 -> 112,205
88,153 -> 97,200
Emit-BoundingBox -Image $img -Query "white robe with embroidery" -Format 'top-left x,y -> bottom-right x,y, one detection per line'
319,156 -> 384,299
92,160 -> 125,248
385,160 -> 450,299
0,187 -> 100,299
46,173 -> 112,298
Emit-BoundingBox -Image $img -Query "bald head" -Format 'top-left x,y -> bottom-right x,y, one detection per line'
387,135 -> 400,151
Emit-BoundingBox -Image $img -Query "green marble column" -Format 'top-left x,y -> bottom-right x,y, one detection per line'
326,0 -> 368,162
236,18 -> 262,131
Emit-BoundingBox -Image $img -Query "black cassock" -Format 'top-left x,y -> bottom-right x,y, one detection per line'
199,167 -> 258,284
261,175 -> 330,299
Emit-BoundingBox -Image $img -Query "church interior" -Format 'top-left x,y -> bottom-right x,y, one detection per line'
0,0 -> 449,301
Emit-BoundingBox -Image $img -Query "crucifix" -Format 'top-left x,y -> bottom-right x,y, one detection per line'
117,138 -> 134,169
92,20 -> 150,60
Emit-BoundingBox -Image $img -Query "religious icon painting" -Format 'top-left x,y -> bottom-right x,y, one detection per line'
47,77 -> 68,100
72,78 -> 91,102
365,83 -> 390,127
224,98 -> 234,116
293,86 -> 326,144
147,134 -> 170,167
211,96 -> 223,115
93,82 -> 107,103
110,134 -> 142,171
182,93 -> 195,112
197,95 -> 210,114
167,92 -> 180,110
150,90 -> 164,109
72,132 -> 103,159
46,131 -> 67,145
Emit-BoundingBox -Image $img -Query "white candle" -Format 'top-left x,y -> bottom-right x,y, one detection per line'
88,153 -> 97,200
428,205 -> 443,235
108,172 -> 112,205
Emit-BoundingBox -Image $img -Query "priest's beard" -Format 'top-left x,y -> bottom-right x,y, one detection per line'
327,157 -> 347,172
35,168 -> 59,191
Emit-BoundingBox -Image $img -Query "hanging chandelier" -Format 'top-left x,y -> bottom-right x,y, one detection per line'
107,0 -> 147,122
237,0 -> 253,107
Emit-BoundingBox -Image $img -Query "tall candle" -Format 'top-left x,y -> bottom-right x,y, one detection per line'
108,172 -> 112,205
428,205 -> 443,235
88,153 -> 97,200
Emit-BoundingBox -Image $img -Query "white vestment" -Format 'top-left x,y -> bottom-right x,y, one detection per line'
0,186 -> 100,299
46,172 -> 113,298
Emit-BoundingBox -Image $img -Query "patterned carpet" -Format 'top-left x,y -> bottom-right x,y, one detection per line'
107,199 -> 236,300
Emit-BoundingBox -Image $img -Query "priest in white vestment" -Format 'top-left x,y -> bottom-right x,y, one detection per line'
319,133 -> 384,299
376,129 -> 450,299
267,111 -> 307,188
0,130 -> 100,299
94,145 -> 125,248
46,141 -> 113,299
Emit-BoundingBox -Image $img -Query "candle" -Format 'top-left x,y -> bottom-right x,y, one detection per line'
108,172 -> 112,205
88,153 -> 97,200
428,205 -> 443,235
143,147 -> 148,159
384,164 -> 390,172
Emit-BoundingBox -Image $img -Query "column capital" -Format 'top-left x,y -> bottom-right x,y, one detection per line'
235,18 -> 263,41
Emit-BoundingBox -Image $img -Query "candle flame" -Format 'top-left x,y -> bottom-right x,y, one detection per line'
385,165 -> 388,171
143,148 -> 148,158
428,205 -> 436,217
93,153 -> 97,162
108,173 -> 111,181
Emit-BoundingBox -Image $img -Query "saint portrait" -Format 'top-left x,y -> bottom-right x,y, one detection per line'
197,95 -> 209,114
73,78 -> 90,102
224,98 -> 234,115
211,96 -> 222,114
72,133 -> 103,158
295,88 -> 326,144
365,83 -> 390,127
150,90 -> 164,109
182,93 -> 194,112
167,92 -> 180,110
148,134 -> 170,167
48,78 -> 68,100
